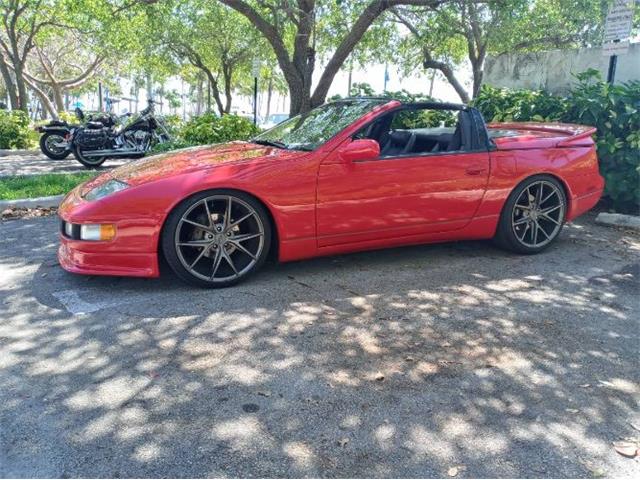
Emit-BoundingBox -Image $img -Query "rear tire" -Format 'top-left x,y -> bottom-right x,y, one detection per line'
494,175 -> 566,254
73,145 -> 107,169
162,190 -> 272,288
40,132 -> 70,160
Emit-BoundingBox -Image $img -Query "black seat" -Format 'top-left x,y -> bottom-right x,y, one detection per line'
447,111 -> 472,151
380,130 -> 416,156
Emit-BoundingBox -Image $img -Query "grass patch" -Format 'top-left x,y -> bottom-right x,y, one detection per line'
0,173 -> 98,200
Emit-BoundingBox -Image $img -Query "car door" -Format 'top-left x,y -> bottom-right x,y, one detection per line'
316,108 -> 490,247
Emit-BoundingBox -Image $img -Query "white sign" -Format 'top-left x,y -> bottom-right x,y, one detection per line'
602,40 -> 630,56
603,0 -> 634,43
252,59 -> 261,78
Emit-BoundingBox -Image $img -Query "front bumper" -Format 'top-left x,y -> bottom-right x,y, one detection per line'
57,186 -> 161,278
58,237 -> 158,277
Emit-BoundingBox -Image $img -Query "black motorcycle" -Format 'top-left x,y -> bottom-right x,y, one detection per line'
37,107 -> 116,160
71,100 -> 170,168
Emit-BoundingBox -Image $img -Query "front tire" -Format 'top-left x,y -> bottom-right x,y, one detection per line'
162,190 -> 272,288
73,145 -> 107,168
494,175 -> 566,254
40,132 -> 70,160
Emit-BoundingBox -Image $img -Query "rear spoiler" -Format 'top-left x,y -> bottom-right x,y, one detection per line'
488,122 -> 597,147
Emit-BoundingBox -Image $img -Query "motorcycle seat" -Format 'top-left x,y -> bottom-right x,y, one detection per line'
85,121 -> 104,129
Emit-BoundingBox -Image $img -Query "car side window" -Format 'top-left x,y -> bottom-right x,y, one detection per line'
362,108 -> 471,158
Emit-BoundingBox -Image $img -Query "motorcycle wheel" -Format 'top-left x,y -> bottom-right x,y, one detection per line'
73,145 -> 107,169
40,132 -> 70,160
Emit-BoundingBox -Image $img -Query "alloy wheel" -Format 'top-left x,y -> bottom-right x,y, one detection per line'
174,195 -> 265,283
511,180 -> 565,248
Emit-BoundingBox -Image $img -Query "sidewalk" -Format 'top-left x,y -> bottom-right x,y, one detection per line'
0,150 -> 127,176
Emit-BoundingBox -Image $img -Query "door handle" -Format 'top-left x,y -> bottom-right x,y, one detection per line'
466,166 -> 487,176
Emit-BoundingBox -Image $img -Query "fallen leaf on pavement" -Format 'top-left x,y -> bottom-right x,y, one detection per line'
613,441 -> 638,458
257,390 -> 271,397
447,466 -> 462,477
338,437 -> 349,447
374,371 -> 385,381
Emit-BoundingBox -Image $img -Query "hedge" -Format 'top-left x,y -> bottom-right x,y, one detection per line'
473,70 -> 639,214
0,110 -> 32,149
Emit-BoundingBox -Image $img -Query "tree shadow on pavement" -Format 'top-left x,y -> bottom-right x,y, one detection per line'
0,214 -> 639,477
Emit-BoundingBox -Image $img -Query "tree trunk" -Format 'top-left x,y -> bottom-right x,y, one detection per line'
14,64 -> 29,112
52,84 -> 64,112
265,76 -> 273,119
0,57 -> 18,109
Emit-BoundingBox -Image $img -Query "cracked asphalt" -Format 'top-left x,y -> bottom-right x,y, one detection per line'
0,211 -> 639,478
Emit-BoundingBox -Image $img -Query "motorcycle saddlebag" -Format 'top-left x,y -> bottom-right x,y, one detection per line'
75,128 -> 109,150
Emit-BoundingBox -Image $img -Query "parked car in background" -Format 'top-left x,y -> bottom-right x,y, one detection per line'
57,98 -> 603,287
259,113 -> 289,130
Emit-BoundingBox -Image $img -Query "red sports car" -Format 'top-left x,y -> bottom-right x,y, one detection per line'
58,98 -> 604,287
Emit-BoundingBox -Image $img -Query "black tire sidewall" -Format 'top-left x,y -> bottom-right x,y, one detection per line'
161,189 -> 272,288
73,145 -> 107,169
495,174 -> 567,254
40,132 -> 70,160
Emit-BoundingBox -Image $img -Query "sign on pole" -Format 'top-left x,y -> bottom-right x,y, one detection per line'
602,0 -> 634,57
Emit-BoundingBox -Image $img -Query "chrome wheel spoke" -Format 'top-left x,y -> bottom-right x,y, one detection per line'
233,232 -> 263,242
541,204 -> 562,215
178,240 -> 212,247
540,190 -> 556,205
514,217 -> 529,226
231,240 -> 258,260
540,213 -> 560,225
518,221 -> 531,241
222,249 -> 239,276
181,218 -> 212,232
202,199 -> 213,227
223,197 -> 233,229
190,245 -> 211,269
227,212 -> 254,230
210,247 -> 224,279
536,221 -> 551,240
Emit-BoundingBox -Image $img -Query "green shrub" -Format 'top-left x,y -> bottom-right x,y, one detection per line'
181,113 -> 260,145
0,110 -> 31,149
473,73 -> 639,214
473,84 -> 567,122
563,71 -> 640,213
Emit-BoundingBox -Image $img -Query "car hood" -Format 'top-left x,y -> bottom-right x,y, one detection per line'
90,142 -> 305,188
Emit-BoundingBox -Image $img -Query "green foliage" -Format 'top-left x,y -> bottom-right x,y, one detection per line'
0,172 -> 96,200
149,113 -> 260,154
473,73 -> 640,213
0,111 -> 32,149
472,84 -> 567,122
181,113 -> 260,145
564,71 -> 640,213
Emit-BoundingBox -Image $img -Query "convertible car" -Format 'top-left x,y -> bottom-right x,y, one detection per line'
58,98 -> 604,287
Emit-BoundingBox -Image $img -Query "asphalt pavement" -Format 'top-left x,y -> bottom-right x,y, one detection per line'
0,150 -> 127,176
0,211 -> 639,477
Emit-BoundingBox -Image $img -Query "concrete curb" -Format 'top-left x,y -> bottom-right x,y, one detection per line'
595,212 -> 640,231
0,194 -> 63,210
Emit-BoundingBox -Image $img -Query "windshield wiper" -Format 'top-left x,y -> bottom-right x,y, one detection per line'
253,139 -> 288,149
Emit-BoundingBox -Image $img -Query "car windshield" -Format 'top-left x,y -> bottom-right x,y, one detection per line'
253,99 -> 386,151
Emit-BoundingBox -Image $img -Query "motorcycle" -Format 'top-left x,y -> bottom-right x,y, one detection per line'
37,107 -> 116,160
71,100 -> 171,168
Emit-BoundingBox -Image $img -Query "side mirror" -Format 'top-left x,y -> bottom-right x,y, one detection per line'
339,139 -> 380,163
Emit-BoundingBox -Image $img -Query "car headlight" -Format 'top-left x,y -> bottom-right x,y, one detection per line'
84,179 -> 129,201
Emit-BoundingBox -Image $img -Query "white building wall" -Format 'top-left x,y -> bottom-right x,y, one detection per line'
484,44 -> 640,94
